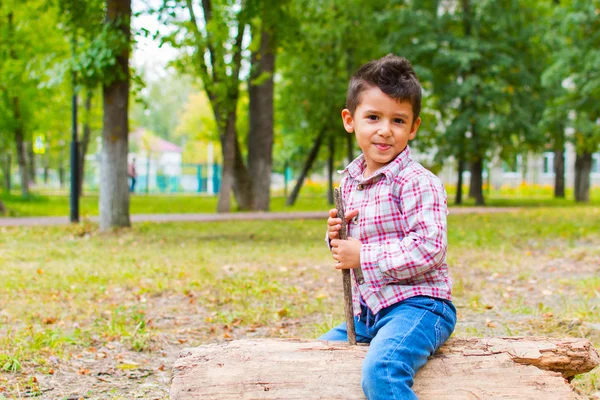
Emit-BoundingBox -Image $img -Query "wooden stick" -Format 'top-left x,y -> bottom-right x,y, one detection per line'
334,188 -> 356,345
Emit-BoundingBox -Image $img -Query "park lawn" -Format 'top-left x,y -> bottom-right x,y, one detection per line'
1,186 -> 599,217
0,206 -> 599,398
0,193 -> 331,217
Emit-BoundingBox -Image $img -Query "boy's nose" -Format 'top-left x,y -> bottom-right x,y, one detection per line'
376,127 -> 391,137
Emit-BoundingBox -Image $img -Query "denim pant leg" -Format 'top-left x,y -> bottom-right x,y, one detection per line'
318,315 -> 374,343
361,297 -> 456,400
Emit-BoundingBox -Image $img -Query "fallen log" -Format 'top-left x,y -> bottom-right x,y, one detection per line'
171,337 -> 599,400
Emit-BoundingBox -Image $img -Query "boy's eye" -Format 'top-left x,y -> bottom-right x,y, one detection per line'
394,118 -> 405,124
367,115 -> 378,121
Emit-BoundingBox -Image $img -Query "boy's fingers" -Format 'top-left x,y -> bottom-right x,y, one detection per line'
345,209 -> 359,220
328,209 -> 338,217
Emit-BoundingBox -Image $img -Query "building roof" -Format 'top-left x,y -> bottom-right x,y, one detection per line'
131,128 -> 182,153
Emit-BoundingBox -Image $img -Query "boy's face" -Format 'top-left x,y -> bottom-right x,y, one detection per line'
341,86 -> 421,176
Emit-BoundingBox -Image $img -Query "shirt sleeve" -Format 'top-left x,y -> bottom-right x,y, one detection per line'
359,174 -> 448,285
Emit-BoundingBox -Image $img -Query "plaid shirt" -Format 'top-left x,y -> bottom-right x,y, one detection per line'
332,146 -> 452,316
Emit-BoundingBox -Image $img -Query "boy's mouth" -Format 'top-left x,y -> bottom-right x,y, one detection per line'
374,143 -> 392,151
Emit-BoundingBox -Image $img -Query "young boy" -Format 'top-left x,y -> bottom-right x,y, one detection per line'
321,54 -> 456,400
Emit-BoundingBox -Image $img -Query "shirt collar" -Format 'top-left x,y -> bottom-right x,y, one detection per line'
341,145 -> 413,184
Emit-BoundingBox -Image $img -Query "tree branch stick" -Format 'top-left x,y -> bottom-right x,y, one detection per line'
334,187 -> 356,345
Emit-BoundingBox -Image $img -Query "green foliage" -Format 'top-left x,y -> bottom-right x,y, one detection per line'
542,0 -> 600,154
276,0 -> 386,169
382,0 -> 546,167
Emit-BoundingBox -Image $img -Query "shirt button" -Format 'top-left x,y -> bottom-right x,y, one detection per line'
357,184 -> 364,191
352,216 -> 359,225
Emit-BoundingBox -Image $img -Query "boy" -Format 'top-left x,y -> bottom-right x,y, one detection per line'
321,54 -> 456,400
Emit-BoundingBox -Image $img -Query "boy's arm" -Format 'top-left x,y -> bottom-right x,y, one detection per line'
359,175 -> 448,288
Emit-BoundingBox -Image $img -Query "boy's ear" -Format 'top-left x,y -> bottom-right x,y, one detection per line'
341,109 -> 354,133
409,116 -> 421,140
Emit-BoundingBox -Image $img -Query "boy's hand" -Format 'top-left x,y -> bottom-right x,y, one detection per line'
327,208 -> 359,240
330,237 -> 361,269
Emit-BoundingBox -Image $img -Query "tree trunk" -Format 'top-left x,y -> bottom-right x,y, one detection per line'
247,28 -> 275,211
232,134 -> 252,210
7,12 -> 28,197
553,144 -> 565,198
327,134 -> 334,205
470,157 -> 485,205
346,133 -> 354,164
4,153 -> 11,192
574,151 -> 592,203
217,111 -> 237,213
13,99 -> 29,197
78,89 -> 93,196
58,147 -> 65,188
27,142 -> 35,185
286,129 -> 326,206
171,337 -> 599,400
43,152 -> 49,184
455,158 -> 464,205
100,0 -> 131,231
0,199 -> 5,214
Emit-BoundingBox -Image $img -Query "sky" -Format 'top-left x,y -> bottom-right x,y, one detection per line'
131,0 -> 178,82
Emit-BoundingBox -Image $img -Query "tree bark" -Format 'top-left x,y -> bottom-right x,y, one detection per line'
247,27 -> 275,211
4,153 -> 11,192
78,89 -> 93,196
8,12 -> 28,197
346,133 -> 354,164
470,157 -> 485,205
217,111 -> 237,213
171,337 -> 599,400
553,135 -> 565,198
455,158 -> 465,205
27,142 -> 35,185
232,133 -> 252,210
286,128 -> 326,206
100,0 -> 131,230
327,134 -> 334,205
13,98 -> 29,197
574,151 -> 592,203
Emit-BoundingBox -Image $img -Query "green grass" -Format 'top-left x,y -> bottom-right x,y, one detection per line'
0,193 -> 331,217
0,205 -> 599,397
1,185 -> 599,217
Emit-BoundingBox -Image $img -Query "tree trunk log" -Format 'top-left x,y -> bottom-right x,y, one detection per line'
171,337 -> 599,400
99,0 -> 131,231
574,152 -> 592,203
247,27 -> 275,211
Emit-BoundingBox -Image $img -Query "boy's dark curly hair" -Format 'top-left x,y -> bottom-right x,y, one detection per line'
346,54 -> 422,123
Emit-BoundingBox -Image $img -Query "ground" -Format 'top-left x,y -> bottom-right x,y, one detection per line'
0,206 -> 599,399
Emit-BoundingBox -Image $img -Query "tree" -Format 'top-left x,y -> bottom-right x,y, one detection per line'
277,0 -> 384,206
383,0 -> 544,205
99,0 -> 132,229
543,0 -> 600,202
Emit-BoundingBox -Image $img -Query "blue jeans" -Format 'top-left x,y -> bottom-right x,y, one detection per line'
319,296 -> 456,400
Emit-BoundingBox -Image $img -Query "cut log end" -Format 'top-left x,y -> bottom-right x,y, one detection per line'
171,337 -> 599,400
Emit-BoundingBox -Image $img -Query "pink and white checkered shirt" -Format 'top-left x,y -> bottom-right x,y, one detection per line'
335,146 -> 452,316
